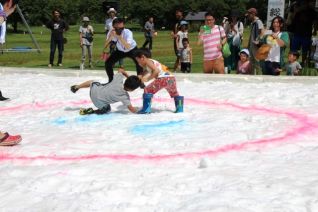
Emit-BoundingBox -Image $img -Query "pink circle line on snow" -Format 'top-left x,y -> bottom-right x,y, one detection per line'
1,97 -> 318,162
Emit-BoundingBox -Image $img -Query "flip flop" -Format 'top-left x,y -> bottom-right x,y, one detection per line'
0,133 -> 22,146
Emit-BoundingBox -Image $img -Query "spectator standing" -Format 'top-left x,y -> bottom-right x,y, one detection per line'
142,16 -> 156,51
171,9 -> 185,71
179,38 -> 192,73
104,18 -> 143,82
224,10 -> 244,73
290,0 -> 317,67
105,8 -> 117,35
0,0 -> 22,146
79,17 -> 94,69
246,8 -> 264,74
197,12 -> 227,74
1,0 -> 16,101
261,16 -> 289,76
104,8 -> 123,68
46,10 -> 69,68
176,21 -> 188,53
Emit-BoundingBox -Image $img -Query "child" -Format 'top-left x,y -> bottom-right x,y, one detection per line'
70,68 -> 142,115
175,21 -> 188,71
237,49 -> 252,74
79,16 -> 94,69
134,48 -> 184,114
285,51 -> 302,76
179,38 -> 192,73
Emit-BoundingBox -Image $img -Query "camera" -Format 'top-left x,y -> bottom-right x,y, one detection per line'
115,28 -> 124,35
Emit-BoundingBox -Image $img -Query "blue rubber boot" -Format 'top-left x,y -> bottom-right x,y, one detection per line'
138,93 -> 153,114
174,96 -> 184,113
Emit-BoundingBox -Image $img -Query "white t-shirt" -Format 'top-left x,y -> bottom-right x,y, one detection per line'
79,25 -> 94,45
105,17 -> 117,34
177,31 -> 188,49
112,28 -> 137,52
266,32 -> 282,63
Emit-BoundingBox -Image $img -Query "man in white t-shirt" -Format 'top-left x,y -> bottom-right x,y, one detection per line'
104,18 -> 143,82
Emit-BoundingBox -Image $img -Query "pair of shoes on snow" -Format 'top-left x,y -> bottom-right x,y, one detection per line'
70,85 -> 79,93
0,133 -> 22,146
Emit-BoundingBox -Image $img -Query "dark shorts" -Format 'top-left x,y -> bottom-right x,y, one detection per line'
263,61 -> 281,76
181,62 -> 191,73
291,35 -> 311,54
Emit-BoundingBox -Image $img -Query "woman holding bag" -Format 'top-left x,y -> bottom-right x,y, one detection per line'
261,16 -> 289,75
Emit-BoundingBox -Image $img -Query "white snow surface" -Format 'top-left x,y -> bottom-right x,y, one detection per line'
1,68 -> 318,212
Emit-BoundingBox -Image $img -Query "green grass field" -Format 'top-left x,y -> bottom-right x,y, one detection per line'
0,23 -> 206,72
1,23 -> 317,75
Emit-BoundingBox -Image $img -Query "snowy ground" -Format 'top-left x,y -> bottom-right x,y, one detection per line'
1,67 -> 318,212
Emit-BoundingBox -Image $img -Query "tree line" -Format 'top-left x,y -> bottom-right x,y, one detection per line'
8,0 -> 279,32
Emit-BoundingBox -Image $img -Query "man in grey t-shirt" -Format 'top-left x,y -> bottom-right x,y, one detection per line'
142,16 -> 155,50
70,69 -> 142,114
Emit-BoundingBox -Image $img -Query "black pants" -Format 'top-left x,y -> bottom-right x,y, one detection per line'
181,62 -> 191,73
105,47 -> 143,82
49,39 -> 64,65
142,36 -> 153,50
263,61 -> 281,75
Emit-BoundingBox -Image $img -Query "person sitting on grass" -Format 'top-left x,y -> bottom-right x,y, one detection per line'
70,68 -> 143,115
134,48 -> 184,114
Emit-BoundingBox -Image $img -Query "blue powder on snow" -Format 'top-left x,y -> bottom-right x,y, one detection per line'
131,120 -> 186,135
52,113 -> 116,125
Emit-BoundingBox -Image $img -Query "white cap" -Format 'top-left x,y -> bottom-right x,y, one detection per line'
239,49 -> 250,56
82,17 -> 90,22
107,8 -> 117,14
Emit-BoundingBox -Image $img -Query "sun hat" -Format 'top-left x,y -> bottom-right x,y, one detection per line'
180,20 -> 188,26
239,48 -> 250,57
82,17 -> 90,22
107,8 -> 117,14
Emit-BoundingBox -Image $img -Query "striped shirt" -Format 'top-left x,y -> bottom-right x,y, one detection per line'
200,25 -> 225,61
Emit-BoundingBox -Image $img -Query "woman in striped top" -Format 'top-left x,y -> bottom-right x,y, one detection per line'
198,12 -> 227,74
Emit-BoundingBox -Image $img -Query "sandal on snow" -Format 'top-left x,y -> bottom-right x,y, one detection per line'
0,133 -> 22,146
